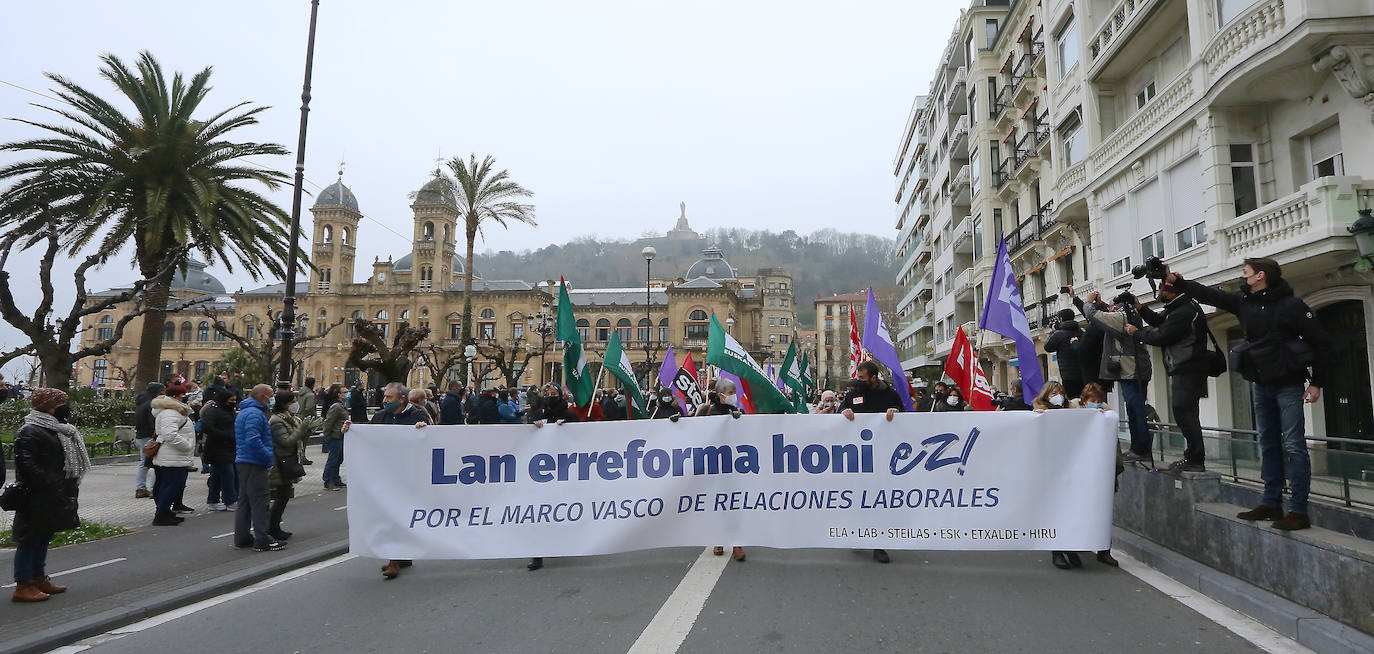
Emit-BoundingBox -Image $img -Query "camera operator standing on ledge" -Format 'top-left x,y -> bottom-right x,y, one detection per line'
1070,287 -> 1154,467
1164,257 -> 1331,532
1123,279 -> 1212,473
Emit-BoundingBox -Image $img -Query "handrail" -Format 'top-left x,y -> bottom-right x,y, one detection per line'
1138,420 -> 1374,448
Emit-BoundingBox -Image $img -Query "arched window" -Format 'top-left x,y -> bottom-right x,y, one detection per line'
99,315 -> 113,324
576,318 -> 590,342
194,360 -> 208,382
616,318 -> 632,342
480,308 -> 496,319
341,226 -> 350,244
595,318 -> 611,341
637,317 -> 651,342
214,321 -> 227,341
658,317 -> 669,341
197,321 -> 209,342
322,225 -> 333,242
420,308 -> 429,317
376,310 -> 389,320
400,309 -> 410,320
179,321 -> 192,341
163,321 -> 175,342
422,222 -> 434,240
685,310 -> 709,340
351,310 -> 363,319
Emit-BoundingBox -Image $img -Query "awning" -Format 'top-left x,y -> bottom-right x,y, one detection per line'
1018,97 -> 1039,120
1002,127 -> 1017,142
1025,262 -> 1047,275
1001,51 -> 1016,72
1047,246 -> 1074,263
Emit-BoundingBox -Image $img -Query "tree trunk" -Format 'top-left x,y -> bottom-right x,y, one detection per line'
134,274 -> 172,389
40,349 -> 73,390
460,226 -> 476,383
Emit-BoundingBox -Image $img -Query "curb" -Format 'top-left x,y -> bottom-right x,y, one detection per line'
1112,527 -> 1374,654
0,540 -> 349,654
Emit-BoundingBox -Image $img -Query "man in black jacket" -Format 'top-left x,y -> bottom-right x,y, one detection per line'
840,361 -> 901,563
1043,309 -> 1086,399
1166,258 -> 1331,531
132,382 -> 165,499
1126,281 -> 1211,472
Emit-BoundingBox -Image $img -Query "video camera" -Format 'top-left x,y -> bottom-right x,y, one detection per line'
1131,256 -> 1167,280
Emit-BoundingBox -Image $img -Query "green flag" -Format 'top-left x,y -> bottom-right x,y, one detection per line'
778,342 -> 807,396
706,313 -> 794,414
603,331 -> 647,418
799,351 -> 816,394
556,279 -> 595,406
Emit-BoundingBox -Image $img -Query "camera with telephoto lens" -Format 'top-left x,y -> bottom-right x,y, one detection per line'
1131,256 -> 1168,280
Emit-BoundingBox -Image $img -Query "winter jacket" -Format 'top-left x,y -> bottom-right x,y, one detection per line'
370,403 -> 429,425
199,400 -> 238,465
349,388 -> 369,423
234,397 -> 275,467
11,422 -> 80,540
134,397 -> 156,439
1043,321 -> 1086,383
423,400 -> 441,425
933,395 -> 969,411
268,413 -> 309,487
1137,295 -> 1211,376
321,402 -> 348,442
151,396 -> 197,468
839,381 -> 904,414
498,399 -> 520,424
473,394 -> 502,424
541,395 -> 581,423
601,396 -> 626,421
297,387 -> 317,417
440,391 -> 466,425
650,398 -> 684,419
1173,277 -> 1332,386
698,400 -> 740,417
523,388 -> 544,423
1081,302 -> 1152,383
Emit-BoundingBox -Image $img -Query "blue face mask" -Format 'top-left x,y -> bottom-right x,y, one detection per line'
382,400 -> 400,412
1084,402 -> 1102,409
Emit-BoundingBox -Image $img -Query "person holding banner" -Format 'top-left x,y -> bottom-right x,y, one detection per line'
343,383 -> 429,579
695,379 -> 747,562
649,388 -> 684,420
840,361 -> 901,564
526,385 -> 583,571
1032,380 -> 1120,569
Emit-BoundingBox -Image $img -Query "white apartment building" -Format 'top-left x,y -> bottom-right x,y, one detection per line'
896,0 -> 1373,441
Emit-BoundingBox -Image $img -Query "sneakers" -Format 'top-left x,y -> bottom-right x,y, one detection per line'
1166,459 -> 1206,473
254,541 -> 286,552
152,516 -> 181,526
223,503 -> 237,512
1236,505 -> 1283,521
1271,512 -> 1311,531
207,503 -> 225,512
134,489 -> 152,499
1121,451 -> 1155,468
173,504 -> 195,513
324,484 -> 343,492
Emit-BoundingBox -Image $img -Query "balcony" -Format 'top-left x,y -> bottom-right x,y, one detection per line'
1013,133 -> 1036,173
949,114 -> 969,159
953,268 -> 975,302
994,158 -> 1011,189
915,271 -> 933,301
952,216 -> 974,254
946,67 -> 968,115
1033,113 -> 1051,151
1219,176 -> 1369,267
1012,53 -> 1036,100
1030,28 -> 1045,68
1008,216 -> 1038,254
1037,209 -> 1057,234
1056,161 -> 1088,200
1088,71 -> 1195,175
994,84 -> 1014,119
1087,0 -> 1164,69
952,164 -> 972,206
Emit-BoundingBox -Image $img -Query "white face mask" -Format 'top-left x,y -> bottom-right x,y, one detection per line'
1049,394 -> 1065,407
722,394 -> 738,407
947,396 -> 960,406
288,402 -> 300,413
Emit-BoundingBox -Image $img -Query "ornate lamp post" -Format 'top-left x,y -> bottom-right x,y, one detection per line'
641,246 -> 656,389
527,294 -> 555,386
463,343 -> 478,390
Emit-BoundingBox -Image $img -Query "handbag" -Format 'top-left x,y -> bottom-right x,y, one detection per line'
1201,323 -> 1227,378
276,456 -> 306,480
141,439 -> 162,458
0,482 -> 28,511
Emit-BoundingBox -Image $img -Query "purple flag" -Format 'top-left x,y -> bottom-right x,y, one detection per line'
861,286 -> 915,412
979,237 -> 1045,403
658,345 -> 689,413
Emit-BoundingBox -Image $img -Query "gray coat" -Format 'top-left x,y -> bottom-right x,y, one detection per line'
1082,302 -> 1152,383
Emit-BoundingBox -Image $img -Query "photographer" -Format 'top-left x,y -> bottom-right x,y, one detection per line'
1123,281 -> 1210,473
1073,288 -> 1153,466
1044,308 -> 1086,399
1165,258 -> 1331,531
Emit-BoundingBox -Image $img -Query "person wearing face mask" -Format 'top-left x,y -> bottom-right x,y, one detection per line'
695,379 -> 747,561
150,384 -> 196,525
528,385 -> 582,571
1032,381 -> 1068,413
816,389 -> 839,414
927,382 -> 949,412
650,387 -> 684,420
10,389 -> 88,602
1164,258 -> 1331,531
840,361 -> 902,564
1072,288 -> 1153,468
1032,381 -> 1119,570
199,390 -> 239,511
1044,308 -> 1087,400
935,387 -> 968,411
1123,280 -> 1213,473
267,391 -> 309,543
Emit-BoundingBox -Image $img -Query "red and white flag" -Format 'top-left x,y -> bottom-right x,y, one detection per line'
943,326 -> 995,411
847,302 -> 866,378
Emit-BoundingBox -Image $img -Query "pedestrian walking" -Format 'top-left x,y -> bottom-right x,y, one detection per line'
132,382 -> 164,499
234,385 -> 284,552
10,388 -> 87,602
840,361 -> 903,564
320,387 -> 348,490
268,392 -> 309,542
150,385 -> 196,526
200,390 -> 239,511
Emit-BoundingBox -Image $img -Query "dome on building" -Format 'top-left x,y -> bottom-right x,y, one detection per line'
313,179 -> 359,212
413,173 -> 458,206
392,253 -> 476,278
171,259 -> 227,294
684,245 -> 736,281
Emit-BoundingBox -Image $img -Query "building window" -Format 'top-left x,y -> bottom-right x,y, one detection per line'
162,321 -> 175,342
422,222 -> 434,240
196,321 -> 209,342
1059,112 -> 1084,167
1134,81 -> 1157,110
970,146 -> 981,195
780,317 -> 789,326
246,324 -> 256,340
780,334 -> 789,343
685,310 -> 709,340
973,215 -> 985,259
1140,231 -> 1165,261
985,18 -> 999,48
215,322 -> 227,341
1111,256 -> 1132,278
993,208 -> 1003,240
596,318 -> 611,341
781,298 -> 788,307
478,322 -> 494,340
180,321 -> 193,342
1176,221 -> 1206,251
194,361 -> 208,382
480,308 -> 496,320
825,333 -> 834,345
1230,144 -> 1259,216
1216,0 -> 1261,27
1056,16 -> 1078,78
576,318 -> 590,342
769,317 -> 777,327
780,282 -> 788,291
638,318 -> 651,342
99,315 -> 113,324
825,318 -> 834,330
825,305 -> 833,317
616,318 -> 632,342
400,309 -> 410,321
341,226 -> 350,244
1307,123 -> 1343,180
93,326 -> 113,341
966,33 -> 975,65
659,318 -> 669,341
512,323 -> 524,340
377,310 -> 389,320
968,88 -> 977,125
322,225 -> 333,243
768,298 -> 776,307
987,78 -> 998,118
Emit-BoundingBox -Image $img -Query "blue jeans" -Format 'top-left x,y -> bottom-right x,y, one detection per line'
1253,382 -> 1310,514
13,535 -> 51,584
322,439 -> 344,486
1119,379 -> 1151,456
153,467 -> 189,520
134,438 -> 155,491
208,463 -> 238,505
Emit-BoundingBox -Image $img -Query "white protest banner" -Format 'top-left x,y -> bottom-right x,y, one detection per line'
345,410 -> 1118,559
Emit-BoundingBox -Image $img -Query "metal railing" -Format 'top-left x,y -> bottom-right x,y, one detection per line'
1120,421 -> 1374,510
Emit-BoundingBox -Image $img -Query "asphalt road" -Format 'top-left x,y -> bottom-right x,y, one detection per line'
57,545 -> 1268,654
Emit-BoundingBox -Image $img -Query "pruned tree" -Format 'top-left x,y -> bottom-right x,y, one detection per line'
0,217 -> 201,389
202,306 -> 344,387
415,343 -> 465,389
474,331 -> 552,389
348,318 -> 430,384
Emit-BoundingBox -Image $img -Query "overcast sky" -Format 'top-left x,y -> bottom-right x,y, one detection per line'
0,0 -> 960,378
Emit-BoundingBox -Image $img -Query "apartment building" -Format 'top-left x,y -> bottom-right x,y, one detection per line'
896,0 -> 1373,440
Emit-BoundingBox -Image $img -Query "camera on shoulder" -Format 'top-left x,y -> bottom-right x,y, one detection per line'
1131,256 -> 1168,280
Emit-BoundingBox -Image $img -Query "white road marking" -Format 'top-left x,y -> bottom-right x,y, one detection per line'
333,505 -> 348,511
625,547 -> 730,654
1,558 -> 126,588
210,532 -> 234,539
58,553 -> 357,651
1115,551 -> 1316,654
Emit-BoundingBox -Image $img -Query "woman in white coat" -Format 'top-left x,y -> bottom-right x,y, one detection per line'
151,384 -> 196,526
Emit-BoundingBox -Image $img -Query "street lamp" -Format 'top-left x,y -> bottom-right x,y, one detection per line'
1349,207 -> 1374,272
463,343 -> 478,389
642,246 -> 656,389
527,297 -> 555,385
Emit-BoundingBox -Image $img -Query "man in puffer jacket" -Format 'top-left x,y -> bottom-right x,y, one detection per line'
233,385 -> 283,552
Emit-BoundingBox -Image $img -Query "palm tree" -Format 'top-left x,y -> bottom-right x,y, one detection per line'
0,51 -> 295,387
436,154 -> 535,381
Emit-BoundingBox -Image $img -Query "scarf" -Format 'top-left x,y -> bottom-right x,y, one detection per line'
23,409 -> 90,480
